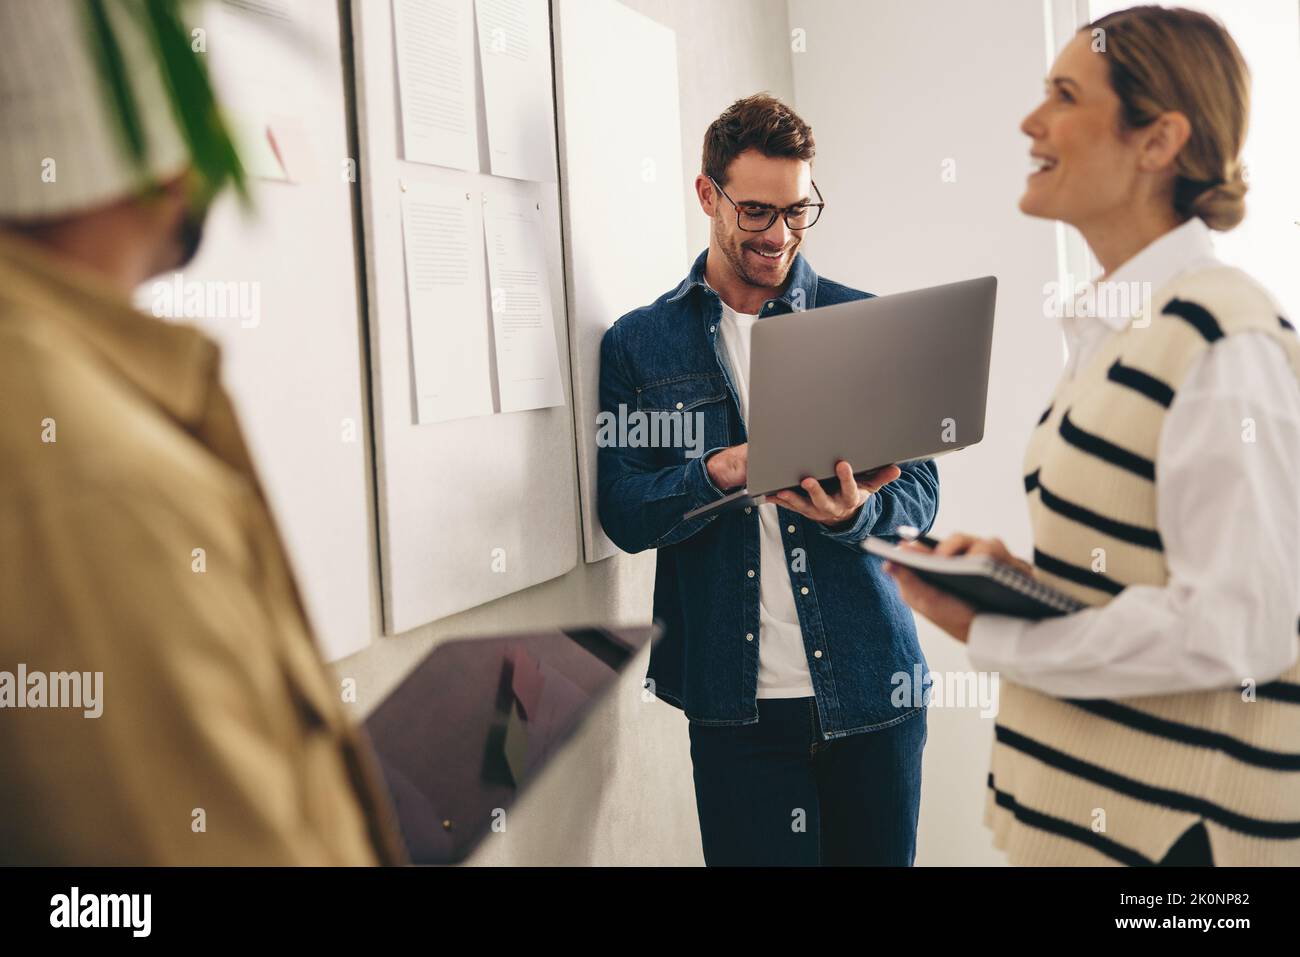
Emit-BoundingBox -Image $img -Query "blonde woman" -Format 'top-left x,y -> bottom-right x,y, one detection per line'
887,5 -> 1300,866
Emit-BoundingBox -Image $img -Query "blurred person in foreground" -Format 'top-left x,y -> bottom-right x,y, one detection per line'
0,0 -> 404,864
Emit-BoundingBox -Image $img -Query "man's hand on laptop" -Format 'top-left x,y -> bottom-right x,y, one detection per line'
773,460 -> 901,530
705,443 -> 749,492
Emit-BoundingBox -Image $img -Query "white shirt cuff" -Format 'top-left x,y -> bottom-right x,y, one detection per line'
966,613 -> 1030,678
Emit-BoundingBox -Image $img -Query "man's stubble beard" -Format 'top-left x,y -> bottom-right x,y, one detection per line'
171,205 -> 206,270
151,201 -> 208,278
713,212 -> 798,290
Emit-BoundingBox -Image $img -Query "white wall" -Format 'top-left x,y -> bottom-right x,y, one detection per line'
788,0 -> 1068,865
332,0 -> 796,867
622,0 -> 797,255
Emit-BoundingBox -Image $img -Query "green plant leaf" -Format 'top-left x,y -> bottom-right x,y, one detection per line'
81,0 -> 249,210
141,0 -> 249,206
84,0 -> 149,175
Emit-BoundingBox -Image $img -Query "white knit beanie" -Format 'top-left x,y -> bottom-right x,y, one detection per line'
0,0 -> 192,221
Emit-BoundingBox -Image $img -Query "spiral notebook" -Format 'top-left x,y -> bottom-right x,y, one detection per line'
864,537 -> 1087,620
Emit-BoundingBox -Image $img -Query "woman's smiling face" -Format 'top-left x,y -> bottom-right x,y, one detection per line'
1019,32 -> 1141,231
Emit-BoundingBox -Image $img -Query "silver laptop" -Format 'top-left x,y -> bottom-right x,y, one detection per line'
683,275 -> 997,521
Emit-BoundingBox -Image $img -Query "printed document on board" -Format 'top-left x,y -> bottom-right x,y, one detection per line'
474,0 -> 557,181
482,193 -> 565,412
401,182 -> 494,423
393,0 -> 480,172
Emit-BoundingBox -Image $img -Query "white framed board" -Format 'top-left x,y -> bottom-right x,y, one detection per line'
553,0 -> 689,563
148,0 -> 375,661
351,0 -> 578,634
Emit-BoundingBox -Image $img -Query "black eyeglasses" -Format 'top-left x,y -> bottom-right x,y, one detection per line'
709,176 -> 825,232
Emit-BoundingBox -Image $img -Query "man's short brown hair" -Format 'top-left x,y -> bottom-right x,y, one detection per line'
702,93 -> 815,186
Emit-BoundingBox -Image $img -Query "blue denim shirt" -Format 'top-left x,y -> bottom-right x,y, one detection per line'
597,249 -> 938,738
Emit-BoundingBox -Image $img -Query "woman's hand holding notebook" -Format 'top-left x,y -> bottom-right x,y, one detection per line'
866,528 -> 1085,620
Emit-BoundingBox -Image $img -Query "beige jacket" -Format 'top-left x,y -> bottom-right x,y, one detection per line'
0,232 -> 406,865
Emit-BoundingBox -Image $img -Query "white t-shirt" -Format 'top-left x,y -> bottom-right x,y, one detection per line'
714,296 -> 815,698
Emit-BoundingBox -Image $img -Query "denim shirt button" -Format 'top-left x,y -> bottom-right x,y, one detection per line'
747,569 -> 755,578
800,586 -> 809,595
813,649 -> 823,659
744,507 -> 752,514
786,524 -> 795,533
745,633 -> 754,641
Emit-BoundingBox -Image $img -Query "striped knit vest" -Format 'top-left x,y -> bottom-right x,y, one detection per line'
986,265 -> 1300,866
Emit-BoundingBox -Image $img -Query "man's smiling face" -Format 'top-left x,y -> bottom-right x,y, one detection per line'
707,149 -> 812,292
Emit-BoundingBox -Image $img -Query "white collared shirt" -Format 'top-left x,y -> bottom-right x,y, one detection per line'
967,218 -> 1300,698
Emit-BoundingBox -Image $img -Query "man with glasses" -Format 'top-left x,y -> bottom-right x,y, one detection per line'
597,94 -> 939,866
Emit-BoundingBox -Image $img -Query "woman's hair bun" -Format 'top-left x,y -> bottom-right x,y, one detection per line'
1188,162 -> 1247,231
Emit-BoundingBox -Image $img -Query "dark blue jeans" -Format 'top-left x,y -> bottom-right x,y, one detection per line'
688,698 -> 926,866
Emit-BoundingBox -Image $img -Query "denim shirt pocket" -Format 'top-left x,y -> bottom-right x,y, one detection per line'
635,373 -> 730,463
